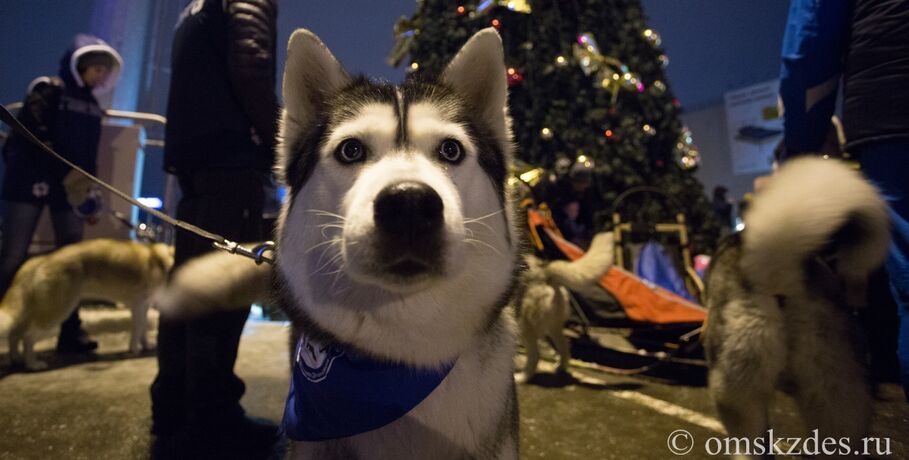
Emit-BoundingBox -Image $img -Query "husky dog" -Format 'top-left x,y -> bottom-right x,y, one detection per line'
704,157 -> 890,457
517,232 -> 613,382
160,28 -> 521,458
0,239 -> 173,370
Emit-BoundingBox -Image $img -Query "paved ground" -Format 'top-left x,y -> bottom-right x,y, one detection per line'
0,307 -> 906,459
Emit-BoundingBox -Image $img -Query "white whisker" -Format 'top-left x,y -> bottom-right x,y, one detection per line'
463,209 -> 503,223
305,238 -> 341,255
464,219 -> 496,235
465,238 -> 503,256
320,226 -> 343,240
312,244 -> 345,275
306,209 -> 347,221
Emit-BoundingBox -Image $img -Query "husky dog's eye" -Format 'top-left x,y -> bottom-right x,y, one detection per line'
336,139 -> 367,164
438,139 -> 464,164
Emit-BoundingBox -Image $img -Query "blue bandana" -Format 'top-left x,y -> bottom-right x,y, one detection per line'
281,334 -> 456,441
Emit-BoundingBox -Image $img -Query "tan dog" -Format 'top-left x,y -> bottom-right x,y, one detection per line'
0,238 -> 173,370
517,232 -> 614,382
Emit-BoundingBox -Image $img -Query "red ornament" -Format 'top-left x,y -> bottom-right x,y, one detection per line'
456,5 -> 466,15
491,18 -> 501,28
506,67 -> 524,86
604,129 -> 615,139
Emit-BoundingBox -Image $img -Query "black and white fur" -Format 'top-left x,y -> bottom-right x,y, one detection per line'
275,28 -> 520,458
160,28 -> 521,459
704,157 -> 890,459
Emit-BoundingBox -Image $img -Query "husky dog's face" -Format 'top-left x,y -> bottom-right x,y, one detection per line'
275,29 -> 518,365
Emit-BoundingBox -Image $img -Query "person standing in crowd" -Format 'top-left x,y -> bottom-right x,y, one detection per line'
779,0 -> 909,401
0,34 -> 122,354
150,0 -> 280,454
711,186 -> 732,231
535,156 -> 599,249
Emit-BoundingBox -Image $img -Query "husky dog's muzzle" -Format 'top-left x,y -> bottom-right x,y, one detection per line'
373,181 -> 445,277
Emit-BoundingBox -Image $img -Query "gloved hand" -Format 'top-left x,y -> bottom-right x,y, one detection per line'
63,169 -> 103,223
63,169 -> 93,207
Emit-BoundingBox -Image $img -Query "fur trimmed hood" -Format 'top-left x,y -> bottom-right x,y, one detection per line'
59,34 -> 123,96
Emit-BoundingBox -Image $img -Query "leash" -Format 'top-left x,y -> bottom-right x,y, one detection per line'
0,104 -> 275,265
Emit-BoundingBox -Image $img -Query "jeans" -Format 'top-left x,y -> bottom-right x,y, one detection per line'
860,141 -> 909,402
0,200 -> 84,337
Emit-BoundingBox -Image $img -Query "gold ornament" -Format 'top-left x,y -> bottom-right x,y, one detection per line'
679,147 -> 700,170
572,32 -> 636,104
674,128 -> 700,170
503,0 -> 532,13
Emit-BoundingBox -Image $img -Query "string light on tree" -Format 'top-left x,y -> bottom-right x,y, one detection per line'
456,5 -> 467,15
659,54 -> 670,68
540,127 -> 554,140
642,124 -> 656,136
506,67 -> 524,86
642,28 -> 662,47
651,80 -> 667,94
554,55 -> 568,67
491,18 -> 501,29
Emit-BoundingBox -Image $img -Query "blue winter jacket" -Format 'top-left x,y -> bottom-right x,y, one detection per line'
780,0 -> 909,159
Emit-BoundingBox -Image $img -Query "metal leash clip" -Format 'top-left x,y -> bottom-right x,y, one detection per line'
212,240 -> 276,265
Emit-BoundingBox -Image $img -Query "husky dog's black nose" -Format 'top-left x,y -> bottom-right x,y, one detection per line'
374,181 -> 444,237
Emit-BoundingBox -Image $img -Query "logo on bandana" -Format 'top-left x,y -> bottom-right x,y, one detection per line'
32,182 -> 49,198
296,335 -> 344,383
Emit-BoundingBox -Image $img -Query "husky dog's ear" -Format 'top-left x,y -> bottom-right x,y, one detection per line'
277,29 -> 350,182
442,28 -> 509,144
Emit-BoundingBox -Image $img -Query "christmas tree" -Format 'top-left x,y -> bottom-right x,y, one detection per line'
389,0 -> 720,254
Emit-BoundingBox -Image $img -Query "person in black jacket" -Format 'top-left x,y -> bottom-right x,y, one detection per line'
150,0 -> 280,453
0,34 -> 122,354
779,0 -> 909,401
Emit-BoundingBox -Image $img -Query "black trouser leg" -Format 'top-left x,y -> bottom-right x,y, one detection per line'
185,306 -> 252,426
151,171 -> 264,435
51,207 -> 85,342
151,312 -> 188,435
0,201 -> 43,297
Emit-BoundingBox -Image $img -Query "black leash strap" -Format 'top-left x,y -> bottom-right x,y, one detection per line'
0,104 -> 275,265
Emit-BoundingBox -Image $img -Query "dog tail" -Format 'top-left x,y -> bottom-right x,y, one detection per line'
543,231 -> 614,299
155,248 -> 272,318
741,157 -> 890,304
